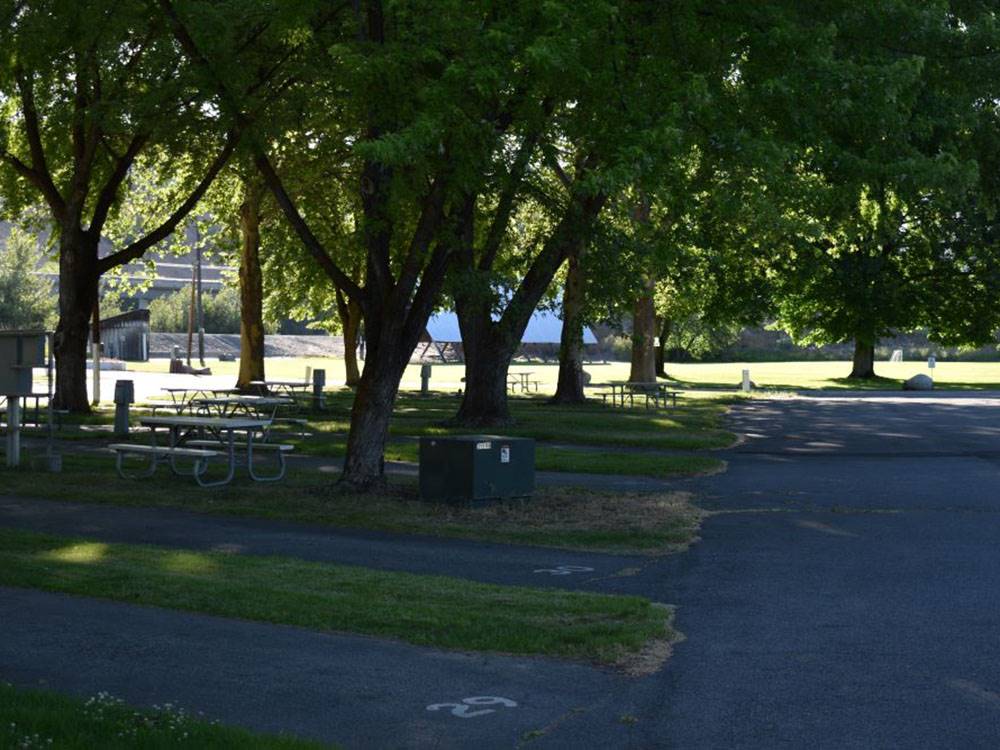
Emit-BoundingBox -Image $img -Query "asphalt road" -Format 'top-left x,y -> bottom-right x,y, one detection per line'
4,392 -> 1000,748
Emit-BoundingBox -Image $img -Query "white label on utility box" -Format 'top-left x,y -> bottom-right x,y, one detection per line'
476,441 -> 492,450
500,446 -> 510,463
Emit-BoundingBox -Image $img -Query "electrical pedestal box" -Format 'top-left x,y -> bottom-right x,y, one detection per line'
419,435 -> 535,504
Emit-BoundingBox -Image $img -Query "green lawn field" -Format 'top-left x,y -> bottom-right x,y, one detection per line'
129,357 -> 1000,393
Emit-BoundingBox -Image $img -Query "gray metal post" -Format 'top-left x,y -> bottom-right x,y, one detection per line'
420,364 -> 432,395
91,342 -> 102,405
6,395 -> 19,468
312,369 -> 326,410
741,369 -> 751,393
113,379 -> 135,436
196,243 -> 205,366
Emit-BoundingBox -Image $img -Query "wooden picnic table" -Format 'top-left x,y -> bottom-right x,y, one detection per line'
111,415 -> 278,487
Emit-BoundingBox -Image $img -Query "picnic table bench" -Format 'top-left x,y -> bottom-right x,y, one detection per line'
109,415 -> 292,486
591,381 -> 682,409
507,372 -> 540,394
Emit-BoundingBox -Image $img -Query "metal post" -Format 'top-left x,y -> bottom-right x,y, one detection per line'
91,342 -> 101,405
114,379 -> 134,436
742,369 -> 751,393
196,243 -> 205,366
45,332 -> 60,472
6,394 -> 19,468
420,364 -> 432,395
312,369 -> 326,410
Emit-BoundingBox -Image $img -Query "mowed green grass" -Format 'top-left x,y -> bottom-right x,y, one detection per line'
0,455 -> 701,554
296,391 -> 734,453
292,437 -> 722,478
0,682 -> 326,750
664,360 -> 1000,390
0,527 -> 674,664
128,356 -> 1000,393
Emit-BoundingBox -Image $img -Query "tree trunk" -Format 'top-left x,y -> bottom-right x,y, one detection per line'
341,354 -> 405,490
236,182 -> 266,390
455,339 -> 516,426
53,231 -> 99,413
655,318 -> 671,378
551,252 -> 587,404
629,279 -> 657,383
849,339 -> 877,379
453,190 -> 608,426
336,290 -> 363,387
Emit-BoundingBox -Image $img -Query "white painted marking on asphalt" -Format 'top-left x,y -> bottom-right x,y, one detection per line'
795,520 -> 858,538
426,696 -> 518,718
950,679 -> 1000,712
533,564 -> 595,576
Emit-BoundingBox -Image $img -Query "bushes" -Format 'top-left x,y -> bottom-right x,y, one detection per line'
0,226 -> 55,330
148,285 -> 278,334
149,286 -> 242,333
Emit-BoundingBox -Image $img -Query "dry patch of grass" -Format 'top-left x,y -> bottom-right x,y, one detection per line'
1,455 -> 701,555
308,484 -> 704,554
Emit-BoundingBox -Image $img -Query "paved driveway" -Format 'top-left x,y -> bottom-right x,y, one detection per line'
3,392 -> 1000,748
650,393 -> 1000,748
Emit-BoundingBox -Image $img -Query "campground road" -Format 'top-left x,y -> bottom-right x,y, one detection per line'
3,392 -> 1000,747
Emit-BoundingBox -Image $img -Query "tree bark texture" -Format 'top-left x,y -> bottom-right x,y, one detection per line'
655,318 -> 672,378
454,190 -> 607,426
53,230 -> 99,412
454,302 -> 517,426
551,252 -> 587,404
336,290 -> 363,387
629,278 -> 657,383
236,181 -> 266,390
849,339 -> 877,379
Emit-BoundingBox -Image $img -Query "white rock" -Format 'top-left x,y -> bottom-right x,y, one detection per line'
902,373 -> 933,391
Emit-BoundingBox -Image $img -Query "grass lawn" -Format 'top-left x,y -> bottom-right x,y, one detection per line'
0,682 -> 325,749
290,436 -> 722,478
664,360 -> 1000,391
34,389 -> 733,472
0,527 -> 675,667
127,356 -> 1000,394
294,390 -> 734,454
0,455 -> 701,554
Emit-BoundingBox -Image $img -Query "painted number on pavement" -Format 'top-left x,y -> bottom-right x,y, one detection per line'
426,696 -> 517,719
533,564 -> 595,576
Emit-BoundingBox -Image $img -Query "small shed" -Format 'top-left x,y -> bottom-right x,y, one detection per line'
99,309 -> 150,361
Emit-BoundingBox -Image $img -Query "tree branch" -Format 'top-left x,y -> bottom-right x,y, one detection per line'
13,67 -> 66,218
479,127 -> 544,271
88,132 -> 149,234
254,148 -> 364,301
96,132 -> 238,273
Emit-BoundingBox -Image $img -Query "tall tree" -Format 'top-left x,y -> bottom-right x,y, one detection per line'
162,0 -> 589,487
0,0 -> 236,409
742,1 -> 990,378
451,0 -> 732,425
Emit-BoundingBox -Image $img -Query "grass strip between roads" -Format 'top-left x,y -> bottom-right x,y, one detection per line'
1,455 -> 702,554
0,527 -> 676,666
0,682 -> 325,750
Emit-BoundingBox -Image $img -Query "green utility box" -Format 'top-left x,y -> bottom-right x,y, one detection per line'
419,435 -> 535,504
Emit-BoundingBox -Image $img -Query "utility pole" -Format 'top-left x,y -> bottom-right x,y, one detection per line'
196,241 -> 205,366
186,259 -> 195,365
91,297 -> 101,406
